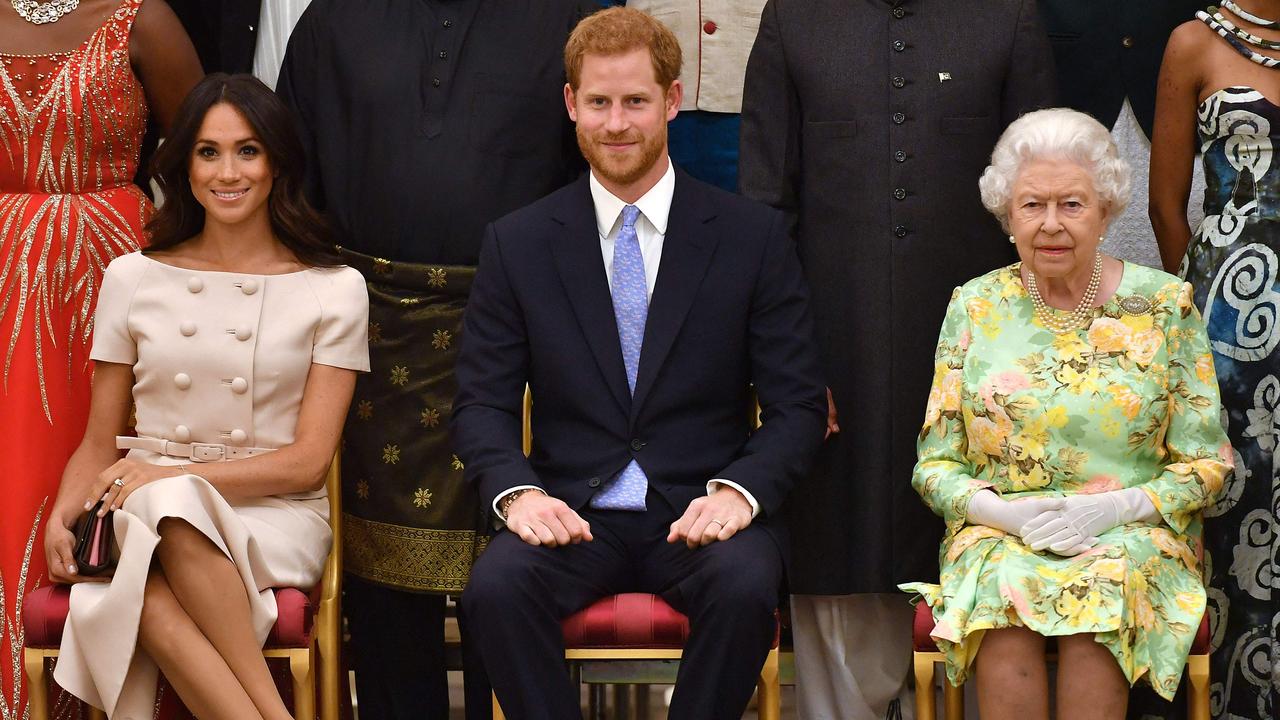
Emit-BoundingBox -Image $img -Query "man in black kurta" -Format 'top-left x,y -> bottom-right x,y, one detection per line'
739,0 -> 1054,716
277,1 -> 593,716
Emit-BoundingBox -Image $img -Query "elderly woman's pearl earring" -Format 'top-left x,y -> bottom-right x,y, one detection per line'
1008,235 -> 1016,244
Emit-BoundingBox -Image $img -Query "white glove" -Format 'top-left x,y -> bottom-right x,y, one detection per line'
966,490 -> 1065,536
1021,488 -> 1160,555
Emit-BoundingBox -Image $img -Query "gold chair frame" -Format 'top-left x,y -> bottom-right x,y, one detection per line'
24,455 -> 344,720
913,605 -> 1210,719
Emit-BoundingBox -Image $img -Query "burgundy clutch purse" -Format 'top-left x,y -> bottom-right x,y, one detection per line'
72,499 -> 115,576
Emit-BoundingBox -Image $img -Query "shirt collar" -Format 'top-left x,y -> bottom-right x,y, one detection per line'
589,158 -> 675,238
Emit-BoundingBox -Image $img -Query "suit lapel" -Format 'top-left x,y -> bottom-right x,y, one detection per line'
630,175 -> 718,419
549,178 -> 632,415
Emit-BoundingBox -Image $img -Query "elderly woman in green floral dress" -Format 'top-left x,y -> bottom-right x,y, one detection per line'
901,108 -> 1233,720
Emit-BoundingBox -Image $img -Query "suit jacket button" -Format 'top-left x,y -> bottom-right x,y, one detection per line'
894,225 -> 908,238
630,439 -> 644,451
587,477 -> 601,488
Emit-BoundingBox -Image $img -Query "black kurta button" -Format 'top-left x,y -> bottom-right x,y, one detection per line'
892,7 -> 906,18
432,77 -> 441,87
630,439 -> 644,451
443,19 -> 453,28
893,225 -> 908,238
1121,36 -> 1134,49
893,188 -> 907,200
892,76 -> 905,89
892,112 -> 906,124
439,51 -> 448,59
894,150 -> 907,162
893,39 -> 906,52
587,477 -> 601,488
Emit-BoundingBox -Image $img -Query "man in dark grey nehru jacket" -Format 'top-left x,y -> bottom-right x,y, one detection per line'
739,1 -> 1054,716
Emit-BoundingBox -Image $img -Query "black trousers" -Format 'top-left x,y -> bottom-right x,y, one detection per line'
346,576 -> 492,720
461,491 -> 783,720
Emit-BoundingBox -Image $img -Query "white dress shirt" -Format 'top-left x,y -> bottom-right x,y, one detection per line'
493,159 -> 760,520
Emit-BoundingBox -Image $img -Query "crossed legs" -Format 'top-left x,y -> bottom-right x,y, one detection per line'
976,626 -> 1128,720
137,518 -> 291,720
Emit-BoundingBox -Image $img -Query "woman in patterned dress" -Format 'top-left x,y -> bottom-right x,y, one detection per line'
0,1 -> 200,716
1151,3 -> 1280,717
902,108 -> 1233,719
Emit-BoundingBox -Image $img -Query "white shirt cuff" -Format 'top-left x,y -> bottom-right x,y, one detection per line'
707,479 -> 760,518
492,485 -> 544,520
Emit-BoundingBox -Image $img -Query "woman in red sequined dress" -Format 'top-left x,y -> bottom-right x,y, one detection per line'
0,1 -> 200,716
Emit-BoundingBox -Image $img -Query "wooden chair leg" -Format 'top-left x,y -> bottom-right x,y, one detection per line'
756,647 -> 781,720
943,675 -> 965,720
290,648 -> 316,720
914,653 -> 937,720
23,649 -> 49,720
492,692 -> 506,720
1186,654 -> 1210,720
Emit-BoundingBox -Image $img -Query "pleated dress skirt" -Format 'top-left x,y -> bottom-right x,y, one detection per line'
53,472 -> 331,719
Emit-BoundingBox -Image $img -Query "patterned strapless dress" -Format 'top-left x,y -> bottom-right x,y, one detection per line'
1186,85 -> 1280,720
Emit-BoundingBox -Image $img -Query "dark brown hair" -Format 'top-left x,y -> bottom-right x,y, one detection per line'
565,7 -> 682,90
145,73 -> 339,266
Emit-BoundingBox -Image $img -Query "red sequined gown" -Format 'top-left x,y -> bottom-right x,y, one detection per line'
0,1 -> 150,716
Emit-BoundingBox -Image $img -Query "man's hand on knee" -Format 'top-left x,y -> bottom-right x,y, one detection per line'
667,488 -> 753,549
505,492 -> 593,547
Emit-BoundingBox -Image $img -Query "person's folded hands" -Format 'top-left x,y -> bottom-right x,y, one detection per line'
965,489 -> 1065,536
1021,488 -> 1160,555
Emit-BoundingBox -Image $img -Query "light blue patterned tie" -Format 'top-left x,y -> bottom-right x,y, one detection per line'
591,205 -> 649,511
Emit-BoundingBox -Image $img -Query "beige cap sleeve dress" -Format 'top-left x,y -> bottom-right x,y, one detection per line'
54,252 -> 369,718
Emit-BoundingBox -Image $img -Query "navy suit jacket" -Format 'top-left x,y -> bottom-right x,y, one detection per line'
451,169 -> 827,541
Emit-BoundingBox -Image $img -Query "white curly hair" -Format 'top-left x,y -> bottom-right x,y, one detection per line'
978,107 -> 1132,232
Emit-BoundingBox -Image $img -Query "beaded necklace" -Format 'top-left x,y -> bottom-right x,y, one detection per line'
1024,253 -> 1103,334
1197,9 -> 1280,68
1222,0 -> 1280,28
11,0 -> 80,25
1212,9 -> 1280,49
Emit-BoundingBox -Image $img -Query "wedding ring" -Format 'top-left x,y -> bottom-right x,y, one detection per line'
112,478 -> 125,488
708,519 -> 724,527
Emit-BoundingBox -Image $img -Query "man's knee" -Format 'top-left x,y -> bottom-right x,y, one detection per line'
696,539 -> 782,619
461,535 -> 541,620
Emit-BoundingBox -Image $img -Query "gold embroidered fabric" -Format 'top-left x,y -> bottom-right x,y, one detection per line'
337,249 -> 485,593
343,515 -> 487,593
0,0 -> 150,420
0,2 -> 150,716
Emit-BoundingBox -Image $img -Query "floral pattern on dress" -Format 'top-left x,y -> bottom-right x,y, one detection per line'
901,262 -> 1233,700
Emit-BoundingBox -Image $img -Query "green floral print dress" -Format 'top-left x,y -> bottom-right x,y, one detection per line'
900,262 -> 1233,700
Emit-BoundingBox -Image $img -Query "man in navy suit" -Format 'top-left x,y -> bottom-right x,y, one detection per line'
452,8 -> 826,719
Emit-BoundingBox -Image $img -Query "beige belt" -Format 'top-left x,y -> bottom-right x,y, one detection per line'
116,436 -> 276,462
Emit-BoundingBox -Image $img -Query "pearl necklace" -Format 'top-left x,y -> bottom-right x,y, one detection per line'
1024,253 -> 1103,333
11,0 -> 79,25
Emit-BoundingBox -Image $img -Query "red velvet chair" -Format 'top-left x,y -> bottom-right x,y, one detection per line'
911,599 -> 1212,720
493,391 -> 782,719
492,592 -> 782,720
22,456 -> 345,720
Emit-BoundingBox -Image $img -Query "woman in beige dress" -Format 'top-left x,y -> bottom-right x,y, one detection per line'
41,74 -> 369,720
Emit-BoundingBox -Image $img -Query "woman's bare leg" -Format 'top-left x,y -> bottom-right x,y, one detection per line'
154,518 -> 294,720
1056,633 -> 1128,720
139,569 -> 266,720
975,626 -> 1050,720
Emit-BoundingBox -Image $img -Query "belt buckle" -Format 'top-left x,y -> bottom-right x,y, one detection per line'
189,443 -> 226,462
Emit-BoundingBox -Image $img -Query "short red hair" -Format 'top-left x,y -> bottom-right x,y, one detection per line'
564,7 -> 682,90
